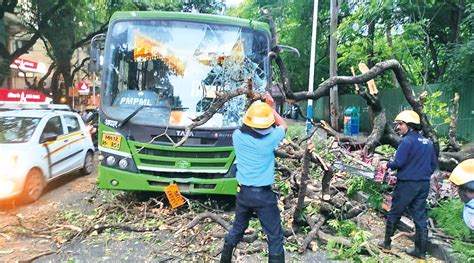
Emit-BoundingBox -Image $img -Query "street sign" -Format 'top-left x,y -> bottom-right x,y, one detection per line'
77,82 -> 90,95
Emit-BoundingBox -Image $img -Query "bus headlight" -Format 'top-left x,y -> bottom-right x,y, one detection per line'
100,153 -> 138,173
106,156 -> 116,166
118,158 -> 128,169
0,179 -> 16,196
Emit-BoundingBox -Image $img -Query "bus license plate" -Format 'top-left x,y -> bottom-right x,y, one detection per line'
101,133 -> 121,150
165,183 -> 185,209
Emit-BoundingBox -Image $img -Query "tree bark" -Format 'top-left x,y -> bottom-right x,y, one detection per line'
50,69 -> 61,103
293,145 -> 311,221
445,93 -> 461,152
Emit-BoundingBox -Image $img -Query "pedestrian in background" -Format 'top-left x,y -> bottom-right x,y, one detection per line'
449,159 -> 474,231
220,93 -> 287,263
379,110 -> 437,259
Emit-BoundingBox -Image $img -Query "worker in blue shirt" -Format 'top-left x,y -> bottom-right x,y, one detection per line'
220,93 -> 287,263
449,159 -> 474,231
379,110 -> 437,259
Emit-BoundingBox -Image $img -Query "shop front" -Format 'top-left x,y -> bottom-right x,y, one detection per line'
9,57 -> 48,90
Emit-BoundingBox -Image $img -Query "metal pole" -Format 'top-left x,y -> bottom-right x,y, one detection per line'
93,72 -> 96,105
92,8 -> 96,106
329,0 -> 339,130
306,0 -> 319,133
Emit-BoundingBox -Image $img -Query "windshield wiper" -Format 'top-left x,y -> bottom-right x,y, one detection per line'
118,104 -> 177,128
118,105 -> 147,128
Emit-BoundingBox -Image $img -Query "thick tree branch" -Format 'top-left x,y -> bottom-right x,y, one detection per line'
71,57 -> 90,80
286,59 -> 438,155
10,0 -> 67,63
445,93 -> 461,152
174,78 -> 261,147
72,22 -> 108,50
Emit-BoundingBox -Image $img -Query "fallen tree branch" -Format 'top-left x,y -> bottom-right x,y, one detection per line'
174,78 -> 261,147
185,212 -> 230,231
24,250 -> 56,262
445,92 -> 461,152
293,144 -> 312,221
392,231 -> 414,241
299,216 -> 326,253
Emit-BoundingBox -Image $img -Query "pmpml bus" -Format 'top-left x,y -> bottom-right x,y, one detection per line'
96,11 -> 272,195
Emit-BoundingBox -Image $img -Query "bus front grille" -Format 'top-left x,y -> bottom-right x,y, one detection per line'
141,171 -> 226,179
129,141 -> 235,172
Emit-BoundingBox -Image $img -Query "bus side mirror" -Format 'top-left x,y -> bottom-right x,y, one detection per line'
88,46 -> 101,73
88,33 -> 106,73
277,45 -> 301,58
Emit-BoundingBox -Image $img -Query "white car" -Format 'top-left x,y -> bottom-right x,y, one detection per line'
0,108 -> 95,202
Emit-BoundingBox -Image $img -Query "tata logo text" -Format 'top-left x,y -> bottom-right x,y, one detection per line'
176,130 -> 194,137
176,160 -> 191,169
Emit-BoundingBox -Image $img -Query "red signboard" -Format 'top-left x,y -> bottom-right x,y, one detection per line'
77,82 -> 90,94
9,58 -> 47,74
0,88 -> 50,104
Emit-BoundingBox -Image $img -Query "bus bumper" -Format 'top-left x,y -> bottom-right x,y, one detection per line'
98,165 -> 238,195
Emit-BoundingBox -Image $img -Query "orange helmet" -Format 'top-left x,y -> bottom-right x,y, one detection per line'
243,101 -> 275,129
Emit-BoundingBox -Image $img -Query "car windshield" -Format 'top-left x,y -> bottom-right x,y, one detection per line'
101,19 -> 270,128
0,116 -> 41,143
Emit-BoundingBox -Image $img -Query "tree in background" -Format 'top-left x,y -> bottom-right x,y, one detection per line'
337,0 -> 471,89
228,0 -> 332,92
0,0 -> 66,85
227,0 -> 472,93
31,0 -> 116,103
38,0 -> 224,104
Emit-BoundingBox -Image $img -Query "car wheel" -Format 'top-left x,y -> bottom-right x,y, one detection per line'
21,169 -> 45,203
80,151 -> 94,175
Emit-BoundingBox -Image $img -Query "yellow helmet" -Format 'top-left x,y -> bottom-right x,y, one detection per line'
449,159 -> 474,186
243,101 -> 275,129
395,110 -> 420,125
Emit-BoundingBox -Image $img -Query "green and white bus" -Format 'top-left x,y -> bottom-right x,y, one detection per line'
97,11 -> 272,195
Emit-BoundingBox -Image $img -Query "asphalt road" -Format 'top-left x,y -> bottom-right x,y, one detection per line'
0,157 -> 99,262
0,156 -> 338,262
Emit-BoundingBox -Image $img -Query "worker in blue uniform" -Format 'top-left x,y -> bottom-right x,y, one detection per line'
379,110 -> 437,259
220,93 -> 287,263
449,159 -> 474,231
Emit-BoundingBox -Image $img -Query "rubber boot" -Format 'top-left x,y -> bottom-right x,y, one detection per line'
220,244 -> 234,263
406,228 -> 428,259
378,220 -> 397,251
268,253 -> 285,263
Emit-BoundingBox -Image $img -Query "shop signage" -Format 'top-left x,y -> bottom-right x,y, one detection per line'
10,58 -> 47,74
77,82 -> 90,95
0,88 -> 51,104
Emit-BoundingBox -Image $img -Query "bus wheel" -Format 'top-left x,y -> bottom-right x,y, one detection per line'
21,169 -> 45,203
80,151 -> 94,176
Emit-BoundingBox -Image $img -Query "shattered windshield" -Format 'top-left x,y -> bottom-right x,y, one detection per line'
0,117 -> 40,143
101,19 -> 270,128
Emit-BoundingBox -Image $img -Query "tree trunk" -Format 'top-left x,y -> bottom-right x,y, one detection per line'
0,58 -> 10,85
446,93 -> 461,152
427,35 -> 440,80
50,69 -> 61,103
367,19 -> 375,68
451,0 -> 464,44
